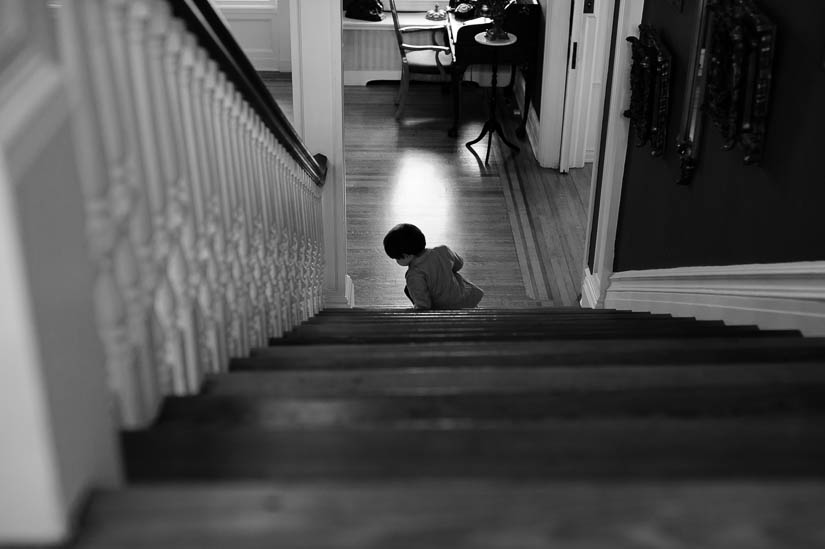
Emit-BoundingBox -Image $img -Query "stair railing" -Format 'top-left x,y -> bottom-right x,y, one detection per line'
63,0 -> 325,427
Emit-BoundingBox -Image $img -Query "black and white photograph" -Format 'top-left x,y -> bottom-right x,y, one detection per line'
1,0 -> 823,546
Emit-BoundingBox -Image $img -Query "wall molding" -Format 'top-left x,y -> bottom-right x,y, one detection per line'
604,261 -> 825,336
215,0 -> 282,71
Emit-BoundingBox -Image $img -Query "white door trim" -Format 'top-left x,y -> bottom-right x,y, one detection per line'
558,0 -> 582,173
579,0 -> 644,307
533,0 -> 572,168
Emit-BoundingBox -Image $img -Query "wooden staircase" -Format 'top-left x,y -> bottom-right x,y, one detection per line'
73,308 -> 825,547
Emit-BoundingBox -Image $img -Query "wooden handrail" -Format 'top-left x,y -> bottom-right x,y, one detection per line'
170,0 -> 326,186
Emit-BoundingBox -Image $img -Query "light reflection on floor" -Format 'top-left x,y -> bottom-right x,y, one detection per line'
389,151 -> 454,243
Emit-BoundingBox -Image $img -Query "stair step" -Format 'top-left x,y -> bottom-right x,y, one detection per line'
240,337 -> 825,370
316,307 -> 604,314
209,362 -> 825,397
268,327 -> 801,346
293,319 -> 724,332
158,385 -> 825,428
303,312 -> 680,324
312,308 -> 675,318
73,481 -> 825,548
291,317 -> 723,328
123,418 -> 825,481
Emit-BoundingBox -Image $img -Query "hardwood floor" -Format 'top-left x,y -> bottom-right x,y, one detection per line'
260,73 -> 592,308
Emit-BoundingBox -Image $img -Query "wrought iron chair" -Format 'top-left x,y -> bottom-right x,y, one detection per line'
388,0 -> 454,119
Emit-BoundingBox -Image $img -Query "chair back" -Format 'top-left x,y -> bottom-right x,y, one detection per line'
387,0 -> 408,62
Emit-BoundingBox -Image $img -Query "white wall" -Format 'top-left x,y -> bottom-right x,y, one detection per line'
215,0 -> 290,71
0,2 -> 120,544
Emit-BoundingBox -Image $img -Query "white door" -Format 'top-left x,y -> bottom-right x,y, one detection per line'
559,0 -> 612,172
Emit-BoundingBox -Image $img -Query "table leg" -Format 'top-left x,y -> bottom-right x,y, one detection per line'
465,60 -> 520,163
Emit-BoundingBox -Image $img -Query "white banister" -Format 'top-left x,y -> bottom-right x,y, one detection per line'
65,0 -> 326,428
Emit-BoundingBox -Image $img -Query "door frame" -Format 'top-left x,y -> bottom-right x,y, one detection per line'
580,0 -> 644,307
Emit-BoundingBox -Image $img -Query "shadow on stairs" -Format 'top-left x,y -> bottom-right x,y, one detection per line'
73,308 -> 825,547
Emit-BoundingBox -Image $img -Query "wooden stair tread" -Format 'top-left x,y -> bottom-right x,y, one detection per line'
123,418 -> 825,480
316,307 -> 615,313
284,320 -> 746,332
240,336 -> 825,369
268,327 -> 801,345
158,385 -> 825,427
302,313 -> 683,324
208,361 -> 825,396
74,480 -> 825,548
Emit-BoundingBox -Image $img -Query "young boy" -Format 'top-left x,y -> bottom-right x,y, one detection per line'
383,223 -> 484,310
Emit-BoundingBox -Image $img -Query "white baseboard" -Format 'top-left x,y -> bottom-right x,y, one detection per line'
604,261 -> 825,336
580,267 -> 603,308
344,70 -> 400,86
324,275 -> 355,308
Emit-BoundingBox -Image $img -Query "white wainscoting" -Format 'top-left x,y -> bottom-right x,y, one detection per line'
342,11 -> 505,86
604,262 -> 825,337
215,0 -> 288,71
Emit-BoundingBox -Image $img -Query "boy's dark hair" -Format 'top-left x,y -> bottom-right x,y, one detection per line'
383,223 -> 426,259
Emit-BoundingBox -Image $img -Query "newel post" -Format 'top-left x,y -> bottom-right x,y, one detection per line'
289,0 -> 354,307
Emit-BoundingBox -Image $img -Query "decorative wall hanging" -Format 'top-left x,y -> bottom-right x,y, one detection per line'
677,0 -> 776,184
705,0 -> 776,164
624,25 -> 672,157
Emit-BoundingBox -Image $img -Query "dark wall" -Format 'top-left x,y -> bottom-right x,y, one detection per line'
613,0 -> 825,271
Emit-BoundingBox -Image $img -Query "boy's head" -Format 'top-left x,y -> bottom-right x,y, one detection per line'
383,223 -> 426,266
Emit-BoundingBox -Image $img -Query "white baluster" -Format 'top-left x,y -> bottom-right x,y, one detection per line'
125,0 -> 171,414
261,133 -> 281,338
200,59 -> 228,372
210,72 -> 238,360
163,20 -> 200,393
266,137 -> 285,337
251,119 -> 272,341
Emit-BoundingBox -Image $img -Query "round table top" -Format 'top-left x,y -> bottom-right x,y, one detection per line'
474,31 -> 517,47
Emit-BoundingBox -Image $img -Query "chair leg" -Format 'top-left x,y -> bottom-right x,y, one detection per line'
395,67 -> 410,119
